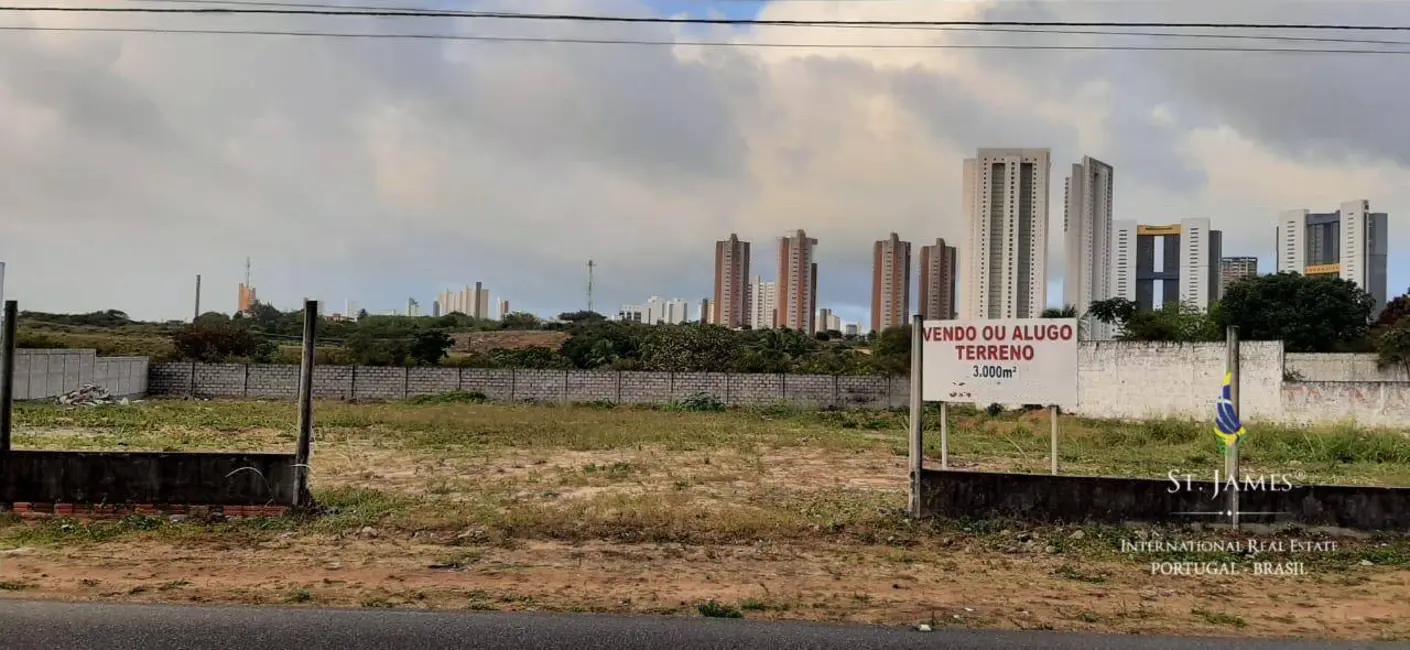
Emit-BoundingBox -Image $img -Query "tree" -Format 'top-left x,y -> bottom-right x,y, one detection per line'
356,308 -> 369,321
1088,298 -> 1138,327
1041,305 -> 1079,318
409,329 -> 454,366
558,311 -> 606,324
1218,272 -> 1374,352
869,325 -> 912,376
1376,317 -> 1410,379
559,321 -> 646,369
500,312 -> 541,330
1376,288 -> 1410,327
1087,298 -> 1218,343
172,322 -> 264,362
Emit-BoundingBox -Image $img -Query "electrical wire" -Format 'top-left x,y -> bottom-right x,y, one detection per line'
92,0 -> 1410,47
7,4 -> 1410,32
4,23 -> 1410,54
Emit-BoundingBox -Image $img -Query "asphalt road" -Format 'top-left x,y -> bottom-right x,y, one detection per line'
0,601 -> 1400,650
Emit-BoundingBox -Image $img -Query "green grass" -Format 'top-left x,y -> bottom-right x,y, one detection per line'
7,398 -> 1410,559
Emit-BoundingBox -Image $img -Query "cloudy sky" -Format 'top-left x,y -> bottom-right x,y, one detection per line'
0,0 -> 1405,327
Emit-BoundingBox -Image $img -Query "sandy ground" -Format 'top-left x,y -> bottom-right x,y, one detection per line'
3,536 -> 1408,640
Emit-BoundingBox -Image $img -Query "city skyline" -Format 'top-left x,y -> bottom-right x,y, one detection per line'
3,1 -> 1408,325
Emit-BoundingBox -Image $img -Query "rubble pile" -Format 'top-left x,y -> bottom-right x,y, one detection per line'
57,384 -> 125,407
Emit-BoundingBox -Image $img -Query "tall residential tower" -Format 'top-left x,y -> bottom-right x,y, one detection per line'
1113,218 -> 1222,312
1276,201 -> 1389,318
964,148 -> 1051,319
713,233 -> 751,329
1063,156 -> 1115,338
918,239 -> 958,320
777,229 -> 818,332
870,233 -> 911,333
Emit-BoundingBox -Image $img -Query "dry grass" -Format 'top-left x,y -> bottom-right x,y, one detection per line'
2,399 -> 1410,641
449,330 -> 569,353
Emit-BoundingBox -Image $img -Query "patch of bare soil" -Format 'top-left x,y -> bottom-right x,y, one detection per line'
1,537 -> 1406,640
451,331 -> 569,353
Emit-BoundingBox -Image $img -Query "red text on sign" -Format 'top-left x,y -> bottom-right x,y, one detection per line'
954,344 -> 1036,362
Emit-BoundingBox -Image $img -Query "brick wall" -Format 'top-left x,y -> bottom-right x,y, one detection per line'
146,341 -> 1410,427
148,362 -> 905,408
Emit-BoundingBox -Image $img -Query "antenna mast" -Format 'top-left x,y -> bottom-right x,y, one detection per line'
586,260 -> 595,313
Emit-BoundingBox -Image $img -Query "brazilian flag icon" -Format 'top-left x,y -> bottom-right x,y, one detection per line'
1214,371 -> 1245,450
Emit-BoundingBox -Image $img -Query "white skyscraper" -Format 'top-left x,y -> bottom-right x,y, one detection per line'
1063,156 -> 1115,339
618,297 -> 691,325
1112,218 -> 1222,312
1276,200 -> 1389,318
748,275 -> 777,330
964,148 -> 1052,319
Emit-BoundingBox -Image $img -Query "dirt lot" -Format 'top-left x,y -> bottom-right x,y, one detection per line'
450,330 -> 568,353
2,399 -> 1408,641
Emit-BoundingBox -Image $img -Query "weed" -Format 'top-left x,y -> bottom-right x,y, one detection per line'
407,391 -> 487,405
696,600 -> 743,618
1193,608 -> 1248,628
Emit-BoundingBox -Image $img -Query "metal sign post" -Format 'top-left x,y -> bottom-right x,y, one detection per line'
1049,404 -> 1059,475
908,315 -> 925,517
1226,326 -> 1241,530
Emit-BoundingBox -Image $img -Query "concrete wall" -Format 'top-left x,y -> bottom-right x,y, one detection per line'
0,451 -> 298,506
11,349 -> 149,400
919,468 -> 1410,531
1285,353 -> 1409,382
147,340 -> 1410,427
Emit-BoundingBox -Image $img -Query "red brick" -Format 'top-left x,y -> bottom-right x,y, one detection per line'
32,503 -> 55,514
165,505 -> 190,515
13,502 -> 33,513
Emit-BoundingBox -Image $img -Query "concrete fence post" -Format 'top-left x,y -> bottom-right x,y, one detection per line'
833,374 -> 840,407
242,363 -> 250,397
349,365 -> 357,402
724,372 -> 732,406
780,373 -> 787,401
293,300 -> 318,508
457,366 -> 464,392
562,369 -> 570,403
402,368 -> 410,399
616,370 -> 623,404
189,360 -> 197,399
668,371 -> 675,400
509,368 -> 517,401
1,300 -> 17,456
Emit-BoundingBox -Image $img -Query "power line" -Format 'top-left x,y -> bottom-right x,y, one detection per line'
99,0 -> 1410,46
9,5 -> 1410,31
4,23 -> 1410,54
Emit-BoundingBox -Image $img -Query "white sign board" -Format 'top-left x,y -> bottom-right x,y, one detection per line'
920,318 -> 1078,406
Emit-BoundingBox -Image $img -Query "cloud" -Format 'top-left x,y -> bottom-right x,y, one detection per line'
0,0 -> 1405,326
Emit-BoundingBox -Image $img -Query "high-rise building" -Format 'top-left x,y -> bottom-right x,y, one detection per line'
498,299 -> 510,319
815,309 -> 842,333
777,229 -> 818,332
963,148 -> 1052,319
871,233 -> 912,333
406,298 -> 421,317
345,299 -> 359,320
1063,156 -> 1115,339
918,238 -> 959,322
1219,257 -> 1259,298
713,233 -> 751,329
619,297 -> 691,325
748,275 -> 777,330
1113,219 -> 1222,312
431,300 -> 441,318
438,283 -> 492,319
699,298 -> 715,324
844,323 -> 859,337
1277,201 -> 1389,318
237,283 -> 257,315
